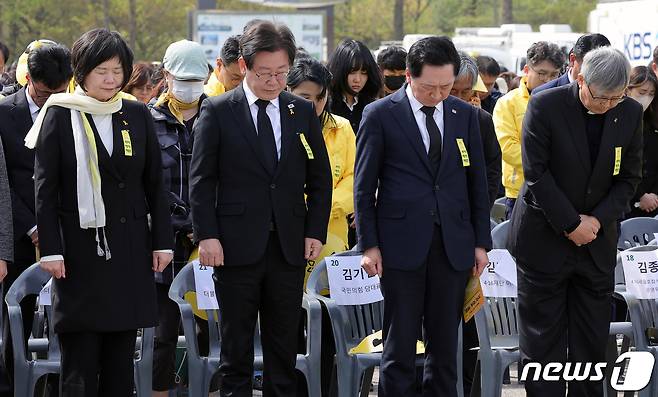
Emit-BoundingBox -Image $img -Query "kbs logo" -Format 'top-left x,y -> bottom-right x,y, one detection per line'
520,352 -> 655,391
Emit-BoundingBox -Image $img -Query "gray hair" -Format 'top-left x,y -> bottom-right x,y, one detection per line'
457,51 -> 479,89
581,47 -> 631,93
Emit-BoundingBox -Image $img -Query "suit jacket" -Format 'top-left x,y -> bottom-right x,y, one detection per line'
532,73 -> 571,96
355,87 -> 492,271
0,138 -> 12,263
477,107 -> 503,209
627,114 -> 658,217
508,83 -> 643,272
0,88 -> 38,266
189,84 -> 332,267
34,100 -> 173,333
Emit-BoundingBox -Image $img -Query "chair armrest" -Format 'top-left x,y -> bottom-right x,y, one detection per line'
614,290 -> 648,350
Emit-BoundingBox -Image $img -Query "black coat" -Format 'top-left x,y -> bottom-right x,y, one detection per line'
0,88 -> 38,270
627,115 -> 658,218
508,83 -> 643,273
477,107 -> 503,209
189,84 -> 332,267
34,100 -> 173,333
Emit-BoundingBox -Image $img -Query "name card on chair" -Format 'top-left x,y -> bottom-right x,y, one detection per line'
326,255 -> 384,305
191,259 -> 220,310
39,278 -> 53,306
480,249 -> 517,298
622,249 -> 658,299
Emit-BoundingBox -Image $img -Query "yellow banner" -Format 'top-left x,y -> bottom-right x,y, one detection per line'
463,274 -> 484,322
456,138 -> 470,167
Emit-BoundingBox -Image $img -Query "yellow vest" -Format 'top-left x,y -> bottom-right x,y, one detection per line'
204,71 -> 226,97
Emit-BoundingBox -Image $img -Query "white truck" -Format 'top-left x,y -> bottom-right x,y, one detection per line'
588,0 -> 658,67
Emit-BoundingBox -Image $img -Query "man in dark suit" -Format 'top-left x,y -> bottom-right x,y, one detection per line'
189,21 -> 332,397
533,33 -> 610,95
356,36 -> 492,397
507,47 -> 642,396
0,42 -> 71,396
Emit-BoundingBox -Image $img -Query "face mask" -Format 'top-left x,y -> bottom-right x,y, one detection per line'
171,80 -> 204,103
384,75 -> 406,91
632,94 -> 654,112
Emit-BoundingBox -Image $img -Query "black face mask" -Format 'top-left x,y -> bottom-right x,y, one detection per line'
384,75 -> 406,92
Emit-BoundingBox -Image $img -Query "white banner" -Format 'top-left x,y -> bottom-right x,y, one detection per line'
480,249 -> 517,298
621,249 -> 658,299
326,255 -> 384,306
192,260 -> 220,310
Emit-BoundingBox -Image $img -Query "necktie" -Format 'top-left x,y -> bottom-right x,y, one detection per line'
420,105 -> 442,173
255,99 -> 278,173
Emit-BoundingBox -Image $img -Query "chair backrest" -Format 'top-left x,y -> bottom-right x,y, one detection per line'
618,245 -> 658,332
475,297 -> 519,351
5,263 -> 59,361
490,202 -> 506,224
618,217 -> 658,250
168,263 -> 221,358
490,218 -> 498,231
491,220 -> 511,249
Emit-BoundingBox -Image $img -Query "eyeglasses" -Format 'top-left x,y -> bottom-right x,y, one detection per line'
529,65 -> 561,81
254,70 -> 290,82
30,82 -> 66,100
586,84 -> 625,105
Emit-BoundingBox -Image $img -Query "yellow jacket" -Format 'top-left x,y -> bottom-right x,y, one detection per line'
493,76 -> 530,199
323,114 -> 355,247
204,71 -> 226,97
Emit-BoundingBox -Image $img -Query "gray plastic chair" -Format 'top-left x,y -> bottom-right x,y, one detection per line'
618,217 -> 658,250
5,263 -> 60,397
490,218 -> 498,231
169,263 -> 322,397
306,252 -> 464,397
134,327 -> 154,396
490,199 -> 507,224
491,220 -> 510,249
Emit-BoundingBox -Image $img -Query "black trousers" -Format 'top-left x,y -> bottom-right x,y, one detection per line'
215,231 -> 305,397
59,330 -> 137,397
518,247 -> 614,397
379,226 -> 470,397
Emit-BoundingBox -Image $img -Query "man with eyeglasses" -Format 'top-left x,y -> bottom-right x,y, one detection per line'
0,40 -> 71,396
507,47 -> 642,397
189,20 -> 332,396
493,41 -> 565,218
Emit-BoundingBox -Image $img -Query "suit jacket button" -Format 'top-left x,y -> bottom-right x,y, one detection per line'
429,210 -> 436,216
118,182 -> 125,189
433,185 -> 440,191
120,217 -> 127,223
270,184 -> 276,189
587,188 -> 592,195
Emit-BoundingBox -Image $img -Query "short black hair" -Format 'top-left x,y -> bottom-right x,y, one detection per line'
476,55 -> 501,77
71,28 -> 134,90
573,33 -> 610,61
0,41 -> 8,64
327,38 -> 382,102
220,35 -> 241,66
654,46 -> 658,66
377,46 -> 407,71
526,41 -> 565,69
240,21 -> 296,69
27,44 -> 73,89
287,57 -> 334,126
407,36 -> 460,78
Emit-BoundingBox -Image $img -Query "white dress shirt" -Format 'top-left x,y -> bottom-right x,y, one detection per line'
25,89 -> 40,123
343,95 -> 359,112
243,81 -> 282,159
406,84 -> 444,153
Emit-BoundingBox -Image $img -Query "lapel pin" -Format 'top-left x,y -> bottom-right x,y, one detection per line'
614,118 -> 618,123
122,120 -> 128,126
288,103 -> 295,115
452,109 -> 457,114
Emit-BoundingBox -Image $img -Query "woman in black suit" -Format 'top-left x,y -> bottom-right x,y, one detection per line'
28,29 -> 173,396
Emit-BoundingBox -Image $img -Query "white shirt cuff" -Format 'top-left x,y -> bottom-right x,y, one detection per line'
40,255 -> 64,262
27,225 -> 37,237
154,250 -> 174,254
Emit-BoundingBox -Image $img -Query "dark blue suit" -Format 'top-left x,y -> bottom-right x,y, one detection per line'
532,72 -> 571,95
355,86 -> 492,396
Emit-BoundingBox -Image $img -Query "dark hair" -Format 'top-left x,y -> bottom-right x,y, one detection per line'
220,35 -> 241,65
629,66 -> 658,127
123,62 -> 153,94
327,38 -> 382,102
653,45 -> 658,66
239,21 -> 296,69
476,55 -> 501,77
573,33 -> 610,61
71,28 -> 134,90
26,44 -> 72,89
295,47 -> 313,61
0,41 -> 8,64
243,19 -> 267,33
287,57 -> 335,127
406,36 -> 460,78
526,41 -> 565,69
377,46 -> 407,71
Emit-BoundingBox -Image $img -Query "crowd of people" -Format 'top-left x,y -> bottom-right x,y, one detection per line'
0,18 -> 656,397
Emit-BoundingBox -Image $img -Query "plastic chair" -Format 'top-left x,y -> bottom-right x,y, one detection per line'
306,252 -> 464,397
491,220 -> 511,249
618,217 -> 658,250
134,327 -> 154,396
490,198 -> 507,224
5,263 -> 60,397
490,218 -> 498,230
169,263 -> 322,397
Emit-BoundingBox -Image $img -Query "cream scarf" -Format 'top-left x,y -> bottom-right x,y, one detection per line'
25,87 -> 122,260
